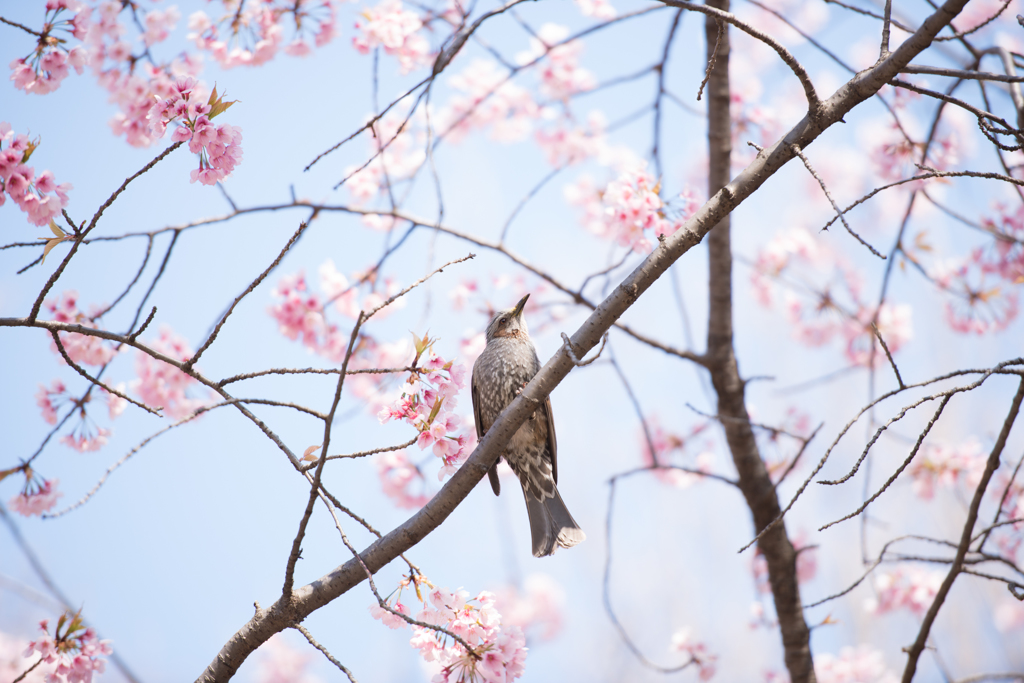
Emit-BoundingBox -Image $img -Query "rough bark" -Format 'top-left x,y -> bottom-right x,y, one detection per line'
703,2 -> 815,681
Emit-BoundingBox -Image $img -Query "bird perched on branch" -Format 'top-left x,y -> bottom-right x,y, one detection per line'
471,294 -> 586,557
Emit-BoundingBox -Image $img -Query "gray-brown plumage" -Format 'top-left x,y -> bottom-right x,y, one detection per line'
471,294 -> 585,557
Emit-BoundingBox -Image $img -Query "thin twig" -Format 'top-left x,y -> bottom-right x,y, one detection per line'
790,142 -> 885,259
697,19 -> 723,101
186,222 -> 309,370
291,625 -> 359,683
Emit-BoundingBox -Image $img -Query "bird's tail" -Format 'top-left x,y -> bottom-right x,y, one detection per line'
524,486 -> 586,558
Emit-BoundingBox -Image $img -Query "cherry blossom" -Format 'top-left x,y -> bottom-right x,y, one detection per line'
841,303 -> 913,367
574,0 -> 616,19
371,575 -> 528,682
448,279 -> 478,311
516,24 -> 596,101
20,612 -> 112,683
343,110 -> 427,203
254,634 -> 323,683
60,426 -> 111,453
132,326 -> 208,420
374,341 -> 475,482
8,2 -> 88,96
493,574 -> 565,641
36,379 -> 68,425
669,628 -> 717,681
865,567 -> 943,616
187,1 -> 337,69
8,476 -> 63,517
868,121 -> 957,186
0,122 -> 73,226
369,598 -> 412,629
44,291 -> 116,367
908,437 -> 986,499
815,645 -> 898,683
752,227 -> 915,366
439,59 -> 539,143
352,0 -> 433,74
148,79 -> 244,185
376,450 -> 431,509
1,631 -> 46,683
566,165 -> 695,252
104,383 -> 128,420
535,111 -> 609,167
638,415 -> 713,488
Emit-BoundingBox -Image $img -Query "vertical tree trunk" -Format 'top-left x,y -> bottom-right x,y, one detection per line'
702,4 -> 817,681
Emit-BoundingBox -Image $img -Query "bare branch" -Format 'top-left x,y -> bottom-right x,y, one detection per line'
901,378 -> 1024,682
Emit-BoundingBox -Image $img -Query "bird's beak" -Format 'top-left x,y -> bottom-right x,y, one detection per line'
512,294 -> 529,319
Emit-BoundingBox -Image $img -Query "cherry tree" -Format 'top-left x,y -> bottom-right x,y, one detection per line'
2,0 -> 1024,681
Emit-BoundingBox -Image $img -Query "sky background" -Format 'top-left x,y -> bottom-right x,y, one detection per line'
2,0 -> 1024,680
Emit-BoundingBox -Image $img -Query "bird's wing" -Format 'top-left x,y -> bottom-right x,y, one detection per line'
472,375 -> 501,496
471,376 -> 486,438
544,396 -> 558,484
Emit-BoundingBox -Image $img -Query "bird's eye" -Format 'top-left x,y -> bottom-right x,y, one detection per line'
499,317 -> 508,325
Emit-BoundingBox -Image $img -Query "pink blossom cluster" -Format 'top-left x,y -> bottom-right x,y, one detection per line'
842,303 -> 913,366
44,291 -> 116,366
637,416 -> 713,488
492,574 -> 565,642
865,566 -> 943,616
132,326 -> 208,420
35,376 -> 126,451
980,203 -> 1024,286
370,578 -> 528,683
76,1 -> 198,148
535,112 -> 609,167
36,379 -> 68,425
922,202 -> 1024,334
752,228 -> 914,366
377,350 -> 475,480
254,634 -> 323,683
344,111 -> 427,203
0,123 -> 73,226
21,614 -> 112,683
870,124 -> 957,185
565,166 -> 695,252
750,227 -> 826,306
574,0 -> 617,19
268,263 -> 406,365
669,628 -> 717,681
439,59 -> 539,143
60,424 -> 111,453
147,77 -> 244,185
516,24 -> 596,101
815,645 -> 898,683
376,450 -> 431,509
908,437 -> 986,499
352,0 -> 432,74
9,1 -> 88,95
188,1 -> 337,68
8,477 -> 63,517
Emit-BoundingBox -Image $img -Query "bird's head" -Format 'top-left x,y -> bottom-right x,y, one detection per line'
485,294 -> 530,342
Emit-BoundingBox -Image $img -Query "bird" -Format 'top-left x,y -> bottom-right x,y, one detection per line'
471,293 -> 586,557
